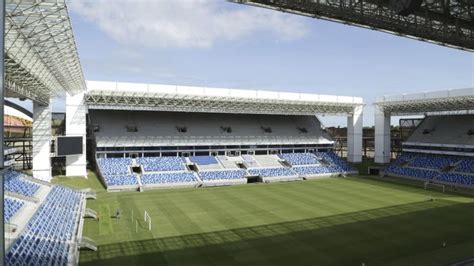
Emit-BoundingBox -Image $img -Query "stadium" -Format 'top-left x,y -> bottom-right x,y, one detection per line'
0,0 -> 473,266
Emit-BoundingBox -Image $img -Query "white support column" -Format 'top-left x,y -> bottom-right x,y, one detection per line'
32,100 -> 52,182
374,105 -> 391,164
65,92 -> 87,178
347,105 -> 363,163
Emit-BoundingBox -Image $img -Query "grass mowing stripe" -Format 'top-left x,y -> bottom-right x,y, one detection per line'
76,176 -> 474,266
98,204 -> 113,236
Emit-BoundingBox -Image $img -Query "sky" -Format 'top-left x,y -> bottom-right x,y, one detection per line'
20,0 -> 474,126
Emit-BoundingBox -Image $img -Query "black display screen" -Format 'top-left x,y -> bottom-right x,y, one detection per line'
57,136 -> 83,156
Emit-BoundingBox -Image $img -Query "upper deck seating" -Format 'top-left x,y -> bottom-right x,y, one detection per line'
278,153 -> 319,165
406,114 -> 474,146
198,170 -> 247,181
137,156 -> 185,172
4,171 -> 40,197
97,158 -> 132,175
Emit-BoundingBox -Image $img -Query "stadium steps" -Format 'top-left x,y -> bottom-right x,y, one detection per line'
78,236 -> 98,251
84,208 -> 98,219
81,188 -> 97,200
5,191 -> 40,203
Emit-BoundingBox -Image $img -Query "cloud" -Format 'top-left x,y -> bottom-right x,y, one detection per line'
69,0 -> 308,48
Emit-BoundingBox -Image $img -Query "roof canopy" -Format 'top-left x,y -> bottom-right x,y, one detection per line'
5,0 -> 85,104
85,81 -> 363,116
375,88 -> 474,115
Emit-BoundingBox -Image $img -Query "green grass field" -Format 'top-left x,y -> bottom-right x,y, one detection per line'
55,174 -> 474,266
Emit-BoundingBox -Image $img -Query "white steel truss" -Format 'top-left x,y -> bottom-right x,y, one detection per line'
375,88 -> 474,116
5,0 -> 85,104
85,87 -> 364,116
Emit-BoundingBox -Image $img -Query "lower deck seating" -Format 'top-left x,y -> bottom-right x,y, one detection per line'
4,198 -> 24,222
248,167 -> 296,177
437,173 -> 474,186
25,186 -> 83,241
6,184 -> 84,266
137,156 -> 185,172
385,153 -> 473,186
199,170 -> 247,181
278,153 -> 319,165
456,160 -> 474,174
5,235 -> 70,266
385,165 -> 439,180
141,172 -> 197,184
292,165 -> 342,176
315,152 -> 354,172
409,154 -> 458,170
97,157 -> 132,175
104,174 -> 138,186
4,171 -> 40,197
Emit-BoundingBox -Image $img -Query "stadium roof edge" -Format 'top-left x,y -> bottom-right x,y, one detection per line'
85,80 -> 363,105
85,80 -> 363,116
374,87 -> 474,115
4,0 -> 86,104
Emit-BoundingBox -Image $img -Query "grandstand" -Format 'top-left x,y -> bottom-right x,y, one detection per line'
2,170 -> 91,265
88,81 -> 362,191
0,0 -> 472,265
375,89 -> 474,189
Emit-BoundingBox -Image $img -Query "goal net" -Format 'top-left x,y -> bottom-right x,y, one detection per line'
424,182 -> 445,193
144,210 -> 152,231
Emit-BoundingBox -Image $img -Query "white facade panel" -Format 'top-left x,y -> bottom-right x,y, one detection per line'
319,95 -> 338,103
176,85 -> 204,95
118,82 -> 148,93
257,90 -> 279,99
65,92 -> 87,178
148,84 -> 177,94
32,101 -> 52,182
228,89 -> 257,98
204,87 -> 230,97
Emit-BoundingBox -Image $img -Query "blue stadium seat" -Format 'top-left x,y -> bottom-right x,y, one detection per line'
137,156 -> 185,172
456,159 -> 474,174
248,167 -> 296,177
385,165 -> 439,180
198,170 -> 247,181
4,198 -> 24,222
104,174 -> 138,186
5,185 -> 84,266
437,173 -> 474,186
97,157 -> 132,175
141,172 -> 197,184
4,171 -> 40,197
278,153 -> 319,165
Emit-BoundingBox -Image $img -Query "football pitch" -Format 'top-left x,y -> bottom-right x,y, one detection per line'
66,175 -> 474,266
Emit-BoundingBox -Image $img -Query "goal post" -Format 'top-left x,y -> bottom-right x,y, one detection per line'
424,182 -> 445,193
144,210 -> 152,231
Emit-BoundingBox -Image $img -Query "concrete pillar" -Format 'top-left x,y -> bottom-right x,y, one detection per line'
32,101 -> 52,182
374,105 -> 391,164
65,92 -> 87,178
347,105 -> 363,163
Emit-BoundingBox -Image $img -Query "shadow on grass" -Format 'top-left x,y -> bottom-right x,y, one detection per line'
80,199 -> 474,266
